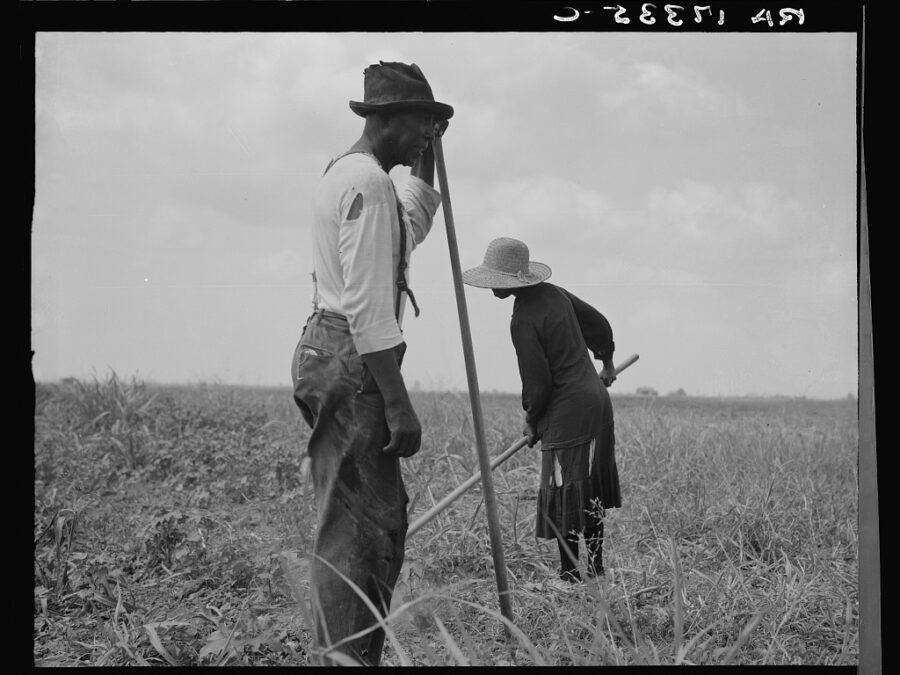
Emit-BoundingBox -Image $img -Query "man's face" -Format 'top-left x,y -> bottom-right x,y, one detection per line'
384,109 -> 436,167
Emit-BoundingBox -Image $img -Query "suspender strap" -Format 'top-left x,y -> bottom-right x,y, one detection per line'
321,150 -> 364,176
394,194 -> 421,319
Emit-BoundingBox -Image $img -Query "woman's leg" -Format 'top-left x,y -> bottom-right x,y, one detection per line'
557,531 -> 582,582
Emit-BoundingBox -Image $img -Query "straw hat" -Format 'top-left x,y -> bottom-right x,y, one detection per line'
349,61 -> 454,120
462,237 -> 552,289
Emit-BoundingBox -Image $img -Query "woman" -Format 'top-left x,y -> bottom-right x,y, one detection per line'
463,237 -> 621,585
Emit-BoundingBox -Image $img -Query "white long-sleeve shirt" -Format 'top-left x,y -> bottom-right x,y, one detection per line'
311,152 -> 442,355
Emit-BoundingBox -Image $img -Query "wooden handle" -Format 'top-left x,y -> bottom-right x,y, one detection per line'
614,353 -> 639,373
407,352 -> 640,537
432,135 -> 514,626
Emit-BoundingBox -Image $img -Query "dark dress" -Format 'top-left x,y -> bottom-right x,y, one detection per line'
509,282 -> 622,540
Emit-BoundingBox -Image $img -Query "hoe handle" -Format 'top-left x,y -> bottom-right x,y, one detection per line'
408,353 -> 639,537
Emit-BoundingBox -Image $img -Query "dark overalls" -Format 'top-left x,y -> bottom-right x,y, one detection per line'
292,313 -> 407,665
291,150 -> 418,666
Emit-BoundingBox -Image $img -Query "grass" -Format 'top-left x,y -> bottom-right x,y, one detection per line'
33,373 -> 858,665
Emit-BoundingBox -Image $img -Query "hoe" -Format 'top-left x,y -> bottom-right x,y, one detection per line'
407,353 -> 639,538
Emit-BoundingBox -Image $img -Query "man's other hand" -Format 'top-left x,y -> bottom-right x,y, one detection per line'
383,401 -> 422,458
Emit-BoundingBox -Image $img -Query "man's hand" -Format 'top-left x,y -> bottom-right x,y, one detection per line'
382,399 -> 422,457
361,347 -> 423,458
412,119 -> 449,185
599,361 -> 617,387
523,421 -> 538,448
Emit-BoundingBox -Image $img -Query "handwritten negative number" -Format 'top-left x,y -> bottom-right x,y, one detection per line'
694,6 -> 726,25
639,4 -> 687,26
602,5 -> 630,24
579,5 -> 802,26
605,4 -> 697,27
751,7 -> 805,26
664,5 -> 685,25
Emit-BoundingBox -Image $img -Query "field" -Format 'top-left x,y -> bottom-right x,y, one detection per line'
33,374 -> 859,666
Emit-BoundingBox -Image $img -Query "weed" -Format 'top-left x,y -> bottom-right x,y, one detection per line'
33,378 -> 858,665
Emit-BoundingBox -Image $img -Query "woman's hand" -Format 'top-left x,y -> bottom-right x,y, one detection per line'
523,421 -> 538,448
599,361 -> 617,387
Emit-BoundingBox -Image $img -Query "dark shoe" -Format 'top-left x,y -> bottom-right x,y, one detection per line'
585,564 -> 605,578
559,569 -> 582,583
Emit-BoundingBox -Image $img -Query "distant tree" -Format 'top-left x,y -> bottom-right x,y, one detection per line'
636,386 -> 658,397
669,388 -> 687,397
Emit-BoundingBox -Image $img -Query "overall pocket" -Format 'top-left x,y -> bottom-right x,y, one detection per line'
293,342 -> 335,384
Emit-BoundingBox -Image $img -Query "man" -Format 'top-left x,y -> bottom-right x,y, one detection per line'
291,61 -> 452,666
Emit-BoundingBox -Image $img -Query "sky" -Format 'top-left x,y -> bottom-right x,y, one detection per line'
31,29 -> 859,399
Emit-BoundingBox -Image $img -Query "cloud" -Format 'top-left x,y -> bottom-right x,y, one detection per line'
458,173 -> 846,308
251,249 -> 309,283
585,259 -> 711,289
474,175 -> 623,242
440,171 -> 839,301
31,32 -> 857,398
782,258 -> 857,301
598,61 -> 732,119
645,179 -> 801,244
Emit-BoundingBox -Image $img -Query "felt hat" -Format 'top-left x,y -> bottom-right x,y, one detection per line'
462,237 -> 552,289
349,61 -> 454,120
